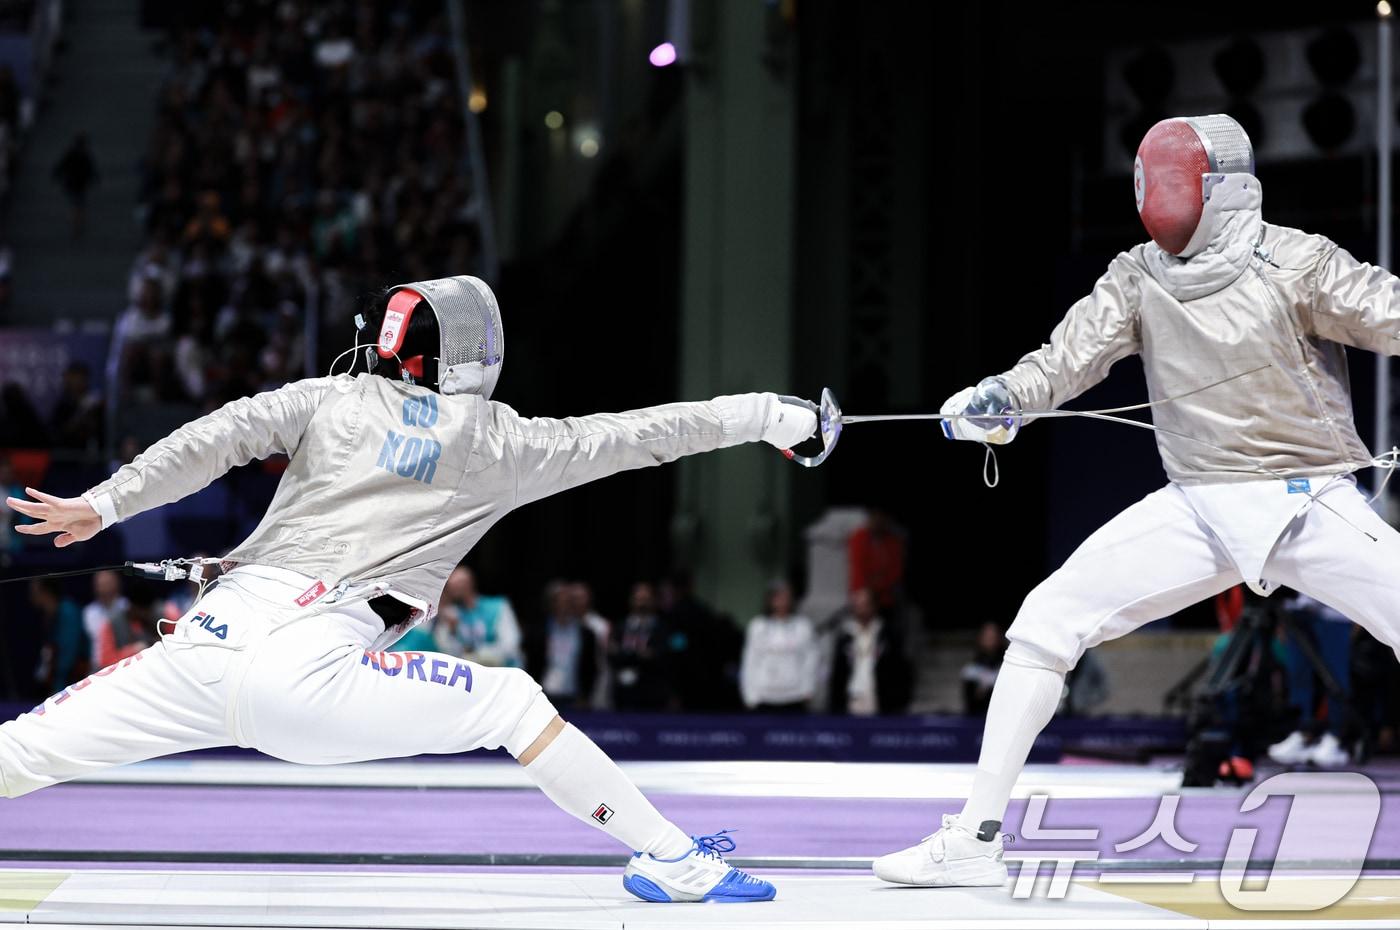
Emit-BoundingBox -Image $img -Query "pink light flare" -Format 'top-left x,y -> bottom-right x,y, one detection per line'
649,42 -> 677,68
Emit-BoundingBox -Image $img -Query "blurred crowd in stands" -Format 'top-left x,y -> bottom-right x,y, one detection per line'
19,512 -> 921,717
0,363 -> 103,458
0,1 -> 486,461
119,0 -> 479,412
26,567 -> 194,700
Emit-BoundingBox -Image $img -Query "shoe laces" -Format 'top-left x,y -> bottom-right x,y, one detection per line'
693,829 -> 738,861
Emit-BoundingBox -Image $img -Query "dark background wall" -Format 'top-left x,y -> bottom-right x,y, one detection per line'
478,0 -> 1390,626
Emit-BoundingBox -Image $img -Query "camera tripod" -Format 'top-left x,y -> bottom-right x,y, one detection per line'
1166,601 -> 1367,785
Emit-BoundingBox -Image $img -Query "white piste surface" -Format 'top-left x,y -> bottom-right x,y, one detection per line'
0,868 -> 1201,929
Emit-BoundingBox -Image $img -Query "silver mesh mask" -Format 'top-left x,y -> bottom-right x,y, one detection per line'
1179,115 -> 1254,258
387,275 -> 504,399
1184,114 -> 1254,176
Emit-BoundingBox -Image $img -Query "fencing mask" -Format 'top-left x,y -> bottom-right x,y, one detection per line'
1133,114 -> 1255,258
364,275 -> 504,399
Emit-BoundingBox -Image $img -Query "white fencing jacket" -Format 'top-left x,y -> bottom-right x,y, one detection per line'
83,374 -> 773,640
998,177 -> 1399,484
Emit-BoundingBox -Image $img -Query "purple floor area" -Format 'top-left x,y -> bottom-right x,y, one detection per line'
0,861 -> 872,877
2,784 -> 1397,865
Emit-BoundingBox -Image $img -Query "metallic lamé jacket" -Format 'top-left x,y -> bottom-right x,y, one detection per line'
84,374 -> 767,619
998,188 -> 1398,483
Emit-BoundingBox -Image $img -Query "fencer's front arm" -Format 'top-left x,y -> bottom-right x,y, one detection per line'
995,257 -> 1145,413
82,377 -> 333,528
1310,244 -> 1400,356
502,393 -> 803,506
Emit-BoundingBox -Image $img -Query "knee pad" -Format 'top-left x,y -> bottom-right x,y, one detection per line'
1004,639 -> 1072,675
500,670 -> 559,758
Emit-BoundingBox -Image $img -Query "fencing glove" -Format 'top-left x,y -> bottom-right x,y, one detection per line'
761,394 -> 819,449
940,377 -> 1021,445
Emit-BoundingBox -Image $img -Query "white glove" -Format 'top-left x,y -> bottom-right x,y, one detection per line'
761,394 -> 819,449
940,377 -> 1021,445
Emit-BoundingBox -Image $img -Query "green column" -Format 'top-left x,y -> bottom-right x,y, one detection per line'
673,0 -> 796,620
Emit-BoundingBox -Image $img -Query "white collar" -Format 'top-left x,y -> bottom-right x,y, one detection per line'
1142,174 -> 1263,301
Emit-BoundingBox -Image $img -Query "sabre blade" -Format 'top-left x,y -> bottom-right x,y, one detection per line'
839,364 -> 1273,426
842,410 -> 1064,424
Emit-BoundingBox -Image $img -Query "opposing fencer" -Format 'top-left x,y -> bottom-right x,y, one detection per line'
3,276 -> 816,904
875,114 -> 1400,887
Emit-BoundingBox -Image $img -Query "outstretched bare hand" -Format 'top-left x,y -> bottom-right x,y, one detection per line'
6,487 -> 102,548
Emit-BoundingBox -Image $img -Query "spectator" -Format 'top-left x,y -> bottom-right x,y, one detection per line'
170,284 -> 216,402
181,190 -> 230,247
115,274 -> 171,346
88,575 -> 157,670
961,621 -> 1006,715
662,571 -> 741,711
570,581 -> 612,709
828,587 -> 913,716
1347,626 -> 1400,758
739,580 -> 819,713
0,382 -> 46,445
0,240 -> 12,315
30,578 -> 88,693
392,624 -> 438,653
1065,649 -> 1110,716
848,508 -> 907,613
48,362 -> 103,451
116,587 -> 161,663
526,581 -> 596,709
437,565 -> 522,667
82,570 -> 130,671
390,596 -> 441,654
0,453 -> 24,558
127,238 -> 178,305
1266,593 -> 1351,766
53,132 -> 98,239
612,581 -> 672,711
0,65 -> 20,136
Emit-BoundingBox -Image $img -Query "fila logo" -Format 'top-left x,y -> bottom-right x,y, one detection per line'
591,804 -> 614,825
192,611 -> 228,640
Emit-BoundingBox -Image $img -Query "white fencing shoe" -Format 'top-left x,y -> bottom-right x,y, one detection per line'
1306,732 -> 1350,768
872,814 -> 1008,887
1267,730 -> 1311,765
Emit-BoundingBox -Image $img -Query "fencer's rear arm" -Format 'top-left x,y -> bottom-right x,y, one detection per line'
996,256 -> 1145,412
498,394 -> 770,506
82,377 -> 334,527
1309,244 -> 1400,356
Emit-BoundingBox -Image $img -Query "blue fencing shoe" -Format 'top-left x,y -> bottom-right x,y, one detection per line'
622,830 -> 776,903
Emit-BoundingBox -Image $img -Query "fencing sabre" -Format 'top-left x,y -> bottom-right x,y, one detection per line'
0,557 -> 221,588
780,363 -> 1399,542
781,365 -> 1273,469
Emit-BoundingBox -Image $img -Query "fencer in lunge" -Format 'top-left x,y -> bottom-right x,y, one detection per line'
3,275 -> 817,904
874,113 -> 1400,887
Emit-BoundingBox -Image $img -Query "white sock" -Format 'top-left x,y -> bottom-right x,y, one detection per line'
957,658 -> 1064,839
523,723 -> 694,859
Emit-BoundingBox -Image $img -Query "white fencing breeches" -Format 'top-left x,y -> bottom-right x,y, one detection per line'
1005,479 -> 1400,673
0,567 -> 557,798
